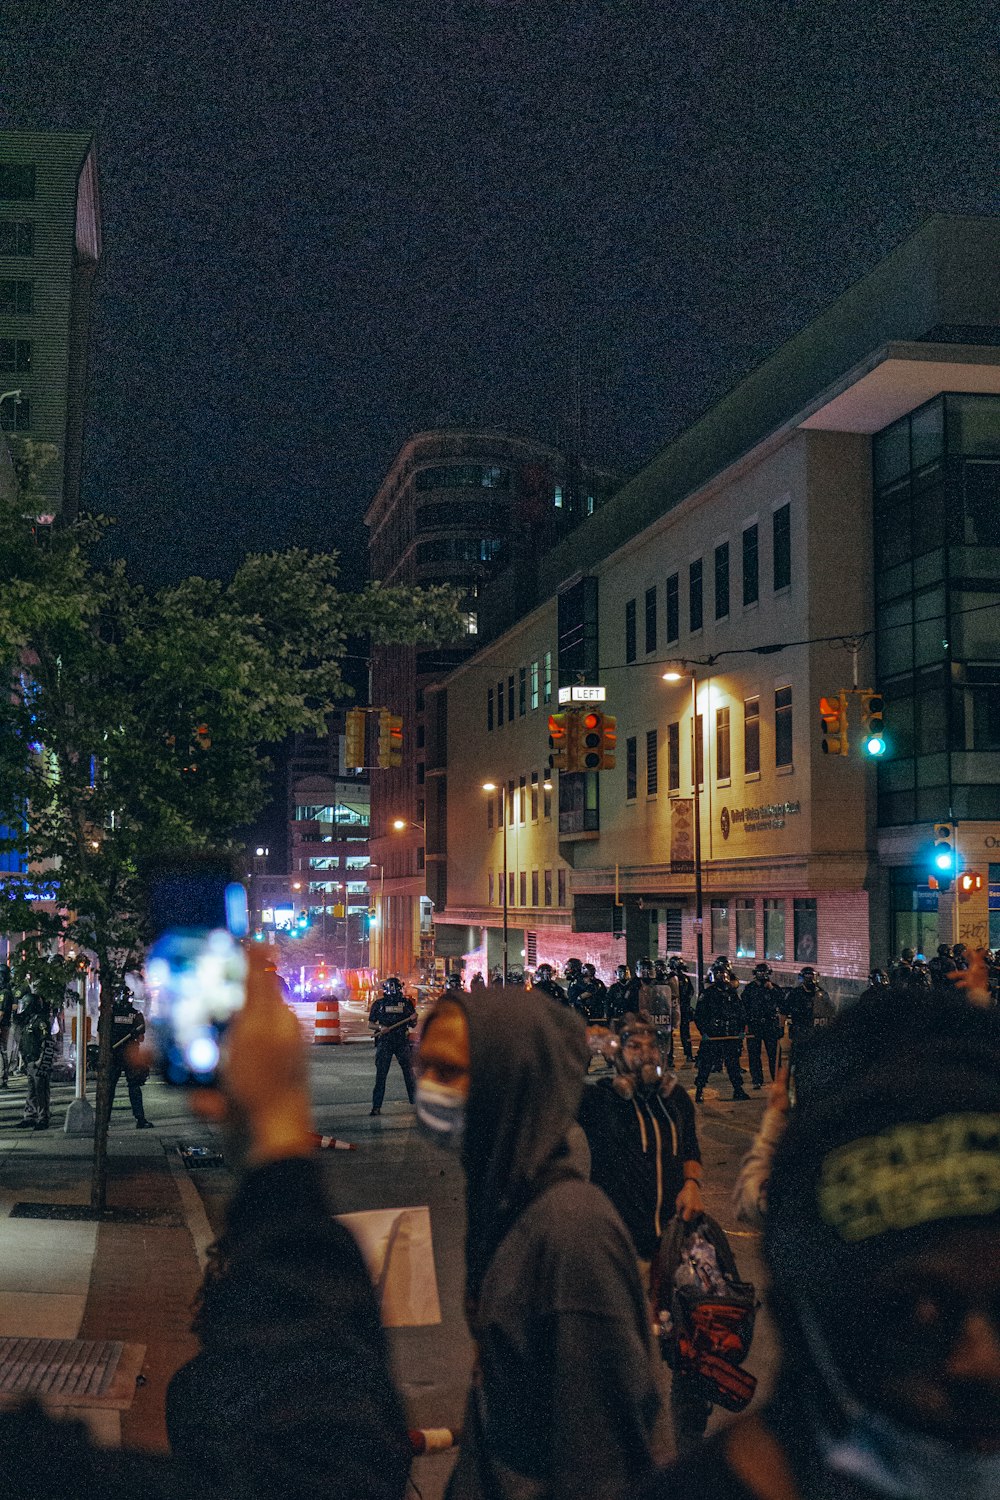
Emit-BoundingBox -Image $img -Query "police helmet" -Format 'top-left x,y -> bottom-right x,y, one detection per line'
581,963 -> 596,979
869,968 -> 889,986
654,959 -> 669,980
670,957 -> 688,973
936,944 -> 952,958
564,957 -> 583,978
636,959 -> 654,979
383,976 -> 403,996
900,947 -> 915,962
445,973 -> 463,990
753,962 -> 772,979
615,964 -> 629,981
712,955 -> 730,972
536,963 -> 553,982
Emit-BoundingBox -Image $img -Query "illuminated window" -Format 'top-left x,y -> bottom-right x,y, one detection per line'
554,485 -> 563,508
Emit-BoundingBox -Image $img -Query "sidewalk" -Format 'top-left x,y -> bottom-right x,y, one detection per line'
0,1067 -> 222,1451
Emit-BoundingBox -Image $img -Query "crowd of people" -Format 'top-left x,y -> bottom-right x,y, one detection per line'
4,947 -> 1000,1500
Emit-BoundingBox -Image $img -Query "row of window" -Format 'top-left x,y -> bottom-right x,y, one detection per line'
415,536 -> 503,565
710,896 -> 817,965
624,688 -> 793,799
486,652 -> 554,730
485,771 -> 554,828
0,278 -> 33,315
415,464 -> 509,491
624,504 -> 791,662
0,221 -> 34,256
488,866 -> 568,909
0,166 -> 36,200
293,802 -> 370,825
305,855 -> 370,871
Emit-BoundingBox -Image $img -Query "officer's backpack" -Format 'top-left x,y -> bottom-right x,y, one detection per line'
654,1212 -> 758,1412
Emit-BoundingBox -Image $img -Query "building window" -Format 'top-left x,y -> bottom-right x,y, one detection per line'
0,338 -> 31,373
497,680 -> 504,728
665,908 -> 683,949
695,713 -> 704,787
507,779 -> 515,825
0,394 -> 30,431
543,775 -> 552,820
645,586 -> 657,654
531,771 -> 539,821
415,463 -> 510,490
416,762 -> 425,784
0,165 -> 36,200
667,722 -> 680,791
487,687 -> 494,732
543,650 -> 552,705
773,503 -> 791,591
416,723 -> 425,749
531,660 -> 539,710
464,611 -> 478,635
488,872 -> 494,905
744,697 -> 760,775
711,899 -> 729,955
416,847 -> 425,871
544,869 -> 553,905
531,869 -> 539,906
716,705 -> 731,781
714,543 -> 730,620
553,484 -> 563,508
507,675 -> 514,722
626,736 -> 638,801
775,686 -> 793,768
666,573 -> 679,644
558,869 -> 567,907
764,898 -> 785,961
519,871 -> 527,906
646,729 -> 658,796
487,796 -> 493,830
496,787 -> 503,828
689,559 -> 703,632
743,524 -> 759,606
794,898 -> 818,964
518,666 -> 526,716
518,775 -> 526,824
735,899 -> 756,958
625,599 -> 637,664
0,222 -> 33,256
0,279 -> 33,315
509,871 -> 516,906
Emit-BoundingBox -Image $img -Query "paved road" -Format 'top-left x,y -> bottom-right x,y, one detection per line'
190,1038 -> 779,1498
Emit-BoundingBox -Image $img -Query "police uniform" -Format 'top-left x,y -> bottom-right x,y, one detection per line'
368,989 -> 417,1112
16,996 -> 54,1129
694,984 -> 748,1100
109,997 -> 152,1127
567,974 -> 608,1022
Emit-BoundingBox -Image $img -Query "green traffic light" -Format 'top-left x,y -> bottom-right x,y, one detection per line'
865,735 -> 886,756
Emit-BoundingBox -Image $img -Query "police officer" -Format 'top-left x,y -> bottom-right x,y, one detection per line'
443,972 -> 465,995
606,964 -> 632,1027
669,956 -> 696,1064
563,957 -> 584,992
694,967 -> 749,1103
889,947 -> 916,988
108,988 -> 153,1129
0,963 -> 14,1088
533,963 -> 568,1006
857,967 -> 891,1004
15,991 -> 54,1130
626,959 -> 658,1019
741,962 -> 784,1090
567,962 -> 607,1022
781,966 -> 831,1042
368,977 -> 417,1116
928,944 -> 958,989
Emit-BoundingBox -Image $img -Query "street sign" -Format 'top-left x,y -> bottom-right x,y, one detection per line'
558,685 -> 607,704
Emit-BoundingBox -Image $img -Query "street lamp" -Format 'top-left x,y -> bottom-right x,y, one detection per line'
482,781 -> 508,987
662,664 -> 706,995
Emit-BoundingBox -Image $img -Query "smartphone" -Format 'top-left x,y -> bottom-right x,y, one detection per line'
145,858 -> 249,1087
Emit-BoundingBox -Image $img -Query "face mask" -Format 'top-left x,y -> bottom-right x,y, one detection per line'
800,1301 -> 1000,1500
415,1079 -> 466,1151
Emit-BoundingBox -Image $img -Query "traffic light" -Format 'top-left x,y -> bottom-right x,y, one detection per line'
377,711 -> 403,768
931,822 -> 956,890
578,711 -> 604,771
819,693 -> 849,756
860,692 -> 886,757
345,708 -> 366,770
194,723 -> 212,749
959,871 -> 983,895
600,713 -> 617,770
548,712 -> 569,771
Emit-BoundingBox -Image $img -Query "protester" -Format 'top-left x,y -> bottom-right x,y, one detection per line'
649,982 -> 1000,1500
417,987 -> 660,1499
14,990 -> 54,1130
0,948 -> 411,1500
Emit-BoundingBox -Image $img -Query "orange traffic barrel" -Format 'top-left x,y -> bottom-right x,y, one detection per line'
314,997 -> 342,1044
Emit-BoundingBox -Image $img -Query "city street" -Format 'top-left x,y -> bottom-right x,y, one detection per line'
0,1034 -> 779,1498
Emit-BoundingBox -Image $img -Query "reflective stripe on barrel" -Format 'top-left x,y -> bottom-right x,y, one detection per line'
314,998 -> 342,1044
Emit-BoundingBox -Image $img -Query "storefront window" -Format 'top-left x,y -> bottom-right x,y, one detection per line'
710,900 -> 729,956
764,899 -> 785,961
793,899 -> 817,964
735,899 -> 756,958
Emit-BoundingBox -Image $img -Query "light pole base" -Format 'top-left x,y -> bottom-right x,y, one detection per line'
64,1096 -> 96,1136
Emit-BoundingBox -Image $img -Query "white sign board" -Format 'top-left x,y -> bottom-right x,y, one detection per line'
557,685 -> 607,704
338,1205 -> 442,1327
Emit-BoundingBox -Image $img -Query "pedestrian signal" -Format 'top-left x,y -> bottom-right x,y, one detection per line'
345,708 -> 366,769
819,693 -> 849,756
959,871 -> 982,894
860,692 -> 886,757
377,711 -> 403,768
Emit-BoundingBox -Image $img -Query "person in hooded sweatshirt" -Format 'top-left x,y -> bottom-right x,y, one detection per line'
416,986 -> 660,1500
640,979 -> 1000,1500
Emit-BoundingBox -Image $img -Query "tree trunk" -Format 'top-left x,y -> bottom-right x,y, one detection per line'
89,964 -> 114,1212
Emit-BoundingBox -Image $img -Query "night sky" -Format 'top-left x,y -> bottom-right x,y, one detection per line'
2,1 -> 998,586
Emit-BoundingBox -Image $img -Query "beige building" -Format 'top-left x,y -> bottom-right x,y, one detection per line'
434,216 -> 1000,999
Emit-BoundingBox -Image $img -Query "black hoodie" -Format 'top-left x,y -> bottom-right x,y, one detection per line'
445,988 -> 659,1500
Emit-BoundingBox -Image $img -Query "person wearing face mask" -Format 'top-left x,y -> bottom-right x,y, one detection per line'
641,988 -> 1000,1500
579,1021 -> 708,1454
416,989 -> 659,1500
607,964 -> 633,1028
781,967 -> 831,1046
533,962 -> 569,1007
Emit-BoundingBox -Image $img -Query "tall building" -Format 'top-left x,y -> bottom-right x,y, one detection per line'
366,429 -> 616,978
432,216 -> 1000,998
0,131 -> 101,517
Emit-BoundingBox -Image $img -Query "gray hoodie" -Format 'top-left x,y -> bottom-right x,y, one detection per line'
445,988 -> 659,1500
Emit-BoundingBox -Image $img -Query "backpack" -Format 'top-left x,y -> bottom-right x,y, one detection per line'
653,1212 -> 758,1412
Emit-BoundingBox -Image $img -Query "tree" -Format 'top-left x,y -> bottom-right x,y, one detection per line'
0,491 -> 462,1207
